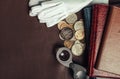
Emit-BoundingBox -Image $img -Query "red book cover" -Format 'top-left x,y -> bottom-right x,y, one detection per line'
89,4 -> 109,76
96,6 -> 120,76
89,4 -> 120,78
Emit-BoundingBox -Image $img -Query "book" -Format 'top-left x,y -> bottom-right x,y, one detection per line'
89,5 -> 120,78
83,6 -> 92,68
83,6 -> 92,52
89,4 -> 109,76
96,6 -> 120,76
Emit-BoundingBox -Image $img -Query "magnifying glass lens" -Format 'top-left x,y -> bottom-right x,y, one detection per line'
59,50 -> 70,61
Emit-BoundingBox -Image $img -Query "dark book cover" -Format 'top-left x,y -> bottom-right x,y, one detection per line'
83,6 -> 92,68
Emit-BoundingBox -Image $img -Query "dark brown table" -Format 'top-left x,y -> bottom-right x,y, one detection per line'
0,0 -> 119,79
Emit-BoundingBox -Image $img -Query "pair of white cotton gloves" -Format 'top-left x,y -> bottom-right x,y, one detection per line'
29,0 -> 108,27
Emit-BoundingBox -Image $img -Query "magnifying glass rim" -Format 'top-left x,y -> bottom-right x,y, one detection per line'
56,47 -> 73,67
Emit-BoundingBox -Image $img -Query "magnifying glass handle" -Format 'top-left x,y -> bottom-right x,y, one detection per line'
69,63 -> 88,79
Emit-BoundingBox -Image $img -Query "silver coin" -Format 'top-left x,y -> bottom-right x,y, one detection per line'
71,43 -> 83,56
74,20 -> 84,31
66,13 -> 78,24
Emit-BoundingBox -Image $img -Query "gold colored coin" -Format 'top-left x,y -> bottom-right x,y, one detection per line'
74,20 -> 84,31
75,30 -> 85,40
64,40 -> 74,49
58,21 -> 73,30
66,13 -> 78,24
68,24 -> 74,29
71,43 -> 84,56
58,21 -> 68,30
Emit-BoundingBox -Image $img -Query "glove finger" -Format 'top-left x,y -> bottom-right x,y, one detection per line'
29,0 -> 62,7
39,1 -> 63,16
38,2 -> 64,19
39,11 -> 67,23
29,1 -> 63,16
29,5 -> 43,16
41,0 -> 63,7
29,0 -> 45,6
46,14 -> 68,27
39,12 -> 64,23
39,7 -> 66,20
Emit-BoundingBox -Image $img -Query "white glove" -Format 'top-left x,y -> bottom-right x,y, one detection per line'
29,0 -> 108,27
91,0 -> 109,4
29,0 -> 45,6
29,0 -> 92,27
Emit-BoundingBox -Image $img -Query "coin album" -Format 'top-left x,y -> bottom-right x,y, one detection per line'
85,4 -> 120,78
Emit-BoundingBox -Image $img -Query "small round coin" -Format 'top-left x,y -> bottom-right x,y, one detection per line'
74,20 -> 84,31
71,43 -> 84,56
66,13 -> 78,24
58,21 -> 70,30
75,40 -> 86,50
75,30 -> 85,40
59,27 -> 74,40
64,40 -> 74,49
75,40 -> 81,44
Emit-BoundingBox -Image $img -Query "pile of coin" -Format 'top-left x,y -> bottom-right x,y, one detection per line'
58,13 -> 85,56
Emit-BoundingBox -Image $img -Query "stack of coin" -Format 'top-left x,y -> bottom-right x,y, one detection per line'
57,13 -> 86,56
74,19 -> 85,41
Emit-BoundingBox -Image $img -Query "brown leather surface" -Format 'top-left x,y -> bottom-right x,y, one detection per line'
0,0 -> 120,79
0,0 -> 71,79
0,0 -> 86,79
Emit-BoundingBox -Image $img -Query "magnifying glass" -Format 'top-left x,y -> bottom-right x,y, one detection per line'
56,47 -> 89,79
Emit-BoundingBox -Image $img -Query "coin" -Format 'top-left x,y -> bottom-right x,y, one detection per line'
58,21 -> 69,30
75,40 -> 86,49
75,40 -> 81,44
66,13 -> 78,24
59,34 -> 64,40
58,21 -> 74,30
75,30 -> 85,40
70,36 -> 77,41
64,40 -> 74,49
68,24 -> 74,29
74,20 -> 84,31
59,27 -> 74,40
71,43 -> 84,56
